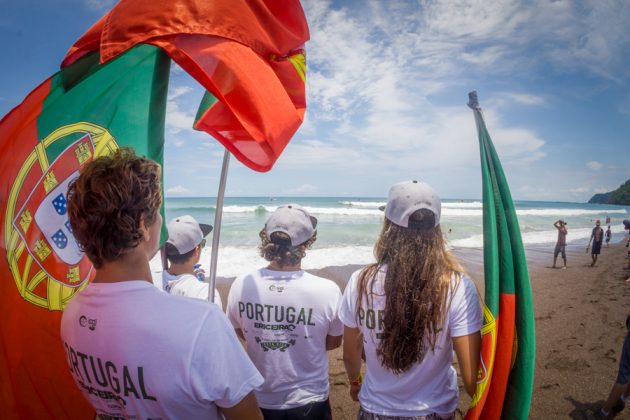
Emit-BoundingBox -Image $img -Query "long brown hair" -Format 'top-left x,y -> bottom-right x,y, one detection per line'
356,209 -> 462,374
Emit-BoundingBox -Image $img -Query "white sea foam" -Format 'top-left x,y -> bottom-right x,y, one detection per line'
150,245 -> 376,279
338,201 -> 386,208
171,203 -> 627,219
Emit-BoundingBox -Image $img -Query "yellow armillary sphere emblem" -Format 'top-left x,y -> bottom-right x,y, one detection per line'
4,122 -> 119,310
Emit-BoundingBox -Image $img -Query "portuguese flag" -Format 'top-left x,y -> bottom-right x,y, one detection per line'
465,91 -> 536,420
0,44 -> 169,419
0,0 -> 308,417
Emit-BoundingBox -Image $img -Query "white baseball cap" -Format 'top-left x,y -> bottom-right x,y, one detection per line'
165,215 -> 212,255
265,204 -> 318,246
384,181 -> 441,229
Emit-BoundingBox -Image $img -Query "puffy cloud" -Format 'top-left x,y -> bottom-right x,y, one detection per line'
586,161 -> 603,170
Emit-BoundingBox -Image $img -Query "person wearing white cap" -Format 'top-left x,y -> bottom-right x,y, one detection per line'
163,215 -> 222,308
227,204 -> 343,420
339,181 -> 483,420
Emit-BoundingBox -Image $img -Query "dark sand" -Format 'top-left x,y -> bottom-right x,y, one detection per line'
215,240 -> 630,419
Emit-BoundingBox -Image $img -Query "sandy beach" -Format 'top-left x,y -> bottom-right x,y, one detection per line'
215,239 -> 630,419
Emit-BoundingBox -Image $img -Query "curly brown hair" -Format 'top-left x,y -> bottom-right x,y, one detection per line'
67,148 -> 162,268
259,229 -> 317,268
357,210 -> 463,374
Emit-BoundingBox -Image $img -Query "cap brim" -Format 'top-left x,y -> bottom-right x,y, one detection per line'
199,223 -> 213,237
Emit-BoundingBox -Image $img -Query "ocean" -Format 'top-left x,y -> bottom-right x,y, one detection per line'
149,197 -> 630,278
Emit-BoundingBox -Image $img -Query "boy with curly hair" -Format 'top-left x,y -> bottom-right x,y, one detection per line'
61,148 -> 263,419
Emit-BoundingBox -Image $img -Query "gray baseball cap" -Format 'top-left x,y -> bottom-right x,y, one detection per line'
165,215 -> 212,255
265,204 -> 318,246
384,180 -> 441,229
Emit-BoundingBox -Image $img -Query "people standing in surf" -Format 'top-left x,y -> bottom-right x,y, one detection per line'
587,220 -> 604,267
339,181 -> 483,419
226,205 -> 343,420
605,225 -> 612,248
553,219 -> 568,269
61,149 -> 263,420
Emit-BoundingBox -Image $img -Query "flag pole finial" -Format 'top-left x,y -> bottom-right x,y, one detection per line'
467,91 -> 480,110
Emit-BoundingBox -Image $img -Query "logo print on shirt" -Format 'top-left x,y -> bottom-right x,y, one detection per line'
255,336 -> 296,352
79,315 -> 97,330
268,284 -> 285,293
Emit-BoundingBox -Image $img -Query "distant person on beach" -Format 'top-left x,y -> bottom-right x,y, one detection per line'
597,314 -> 630,419
605,225 -> 612,247
553,219 -> 568,269
61,149 -> 263,419
163,215 -> 222,307
227,204 -> 343,420
587,220 -> 604,266
339,181 -> 482,419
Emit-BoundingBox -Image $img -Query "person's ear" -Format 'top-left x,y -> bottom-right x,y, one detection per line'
138,215 -> 150,242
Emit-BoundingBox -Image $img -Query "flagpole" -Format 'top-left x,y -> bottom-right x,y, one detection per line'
208,149 -> 230,303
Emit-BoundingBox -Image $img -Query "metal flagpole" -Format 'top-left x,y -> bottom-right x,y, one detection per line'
208,149 -> 230,303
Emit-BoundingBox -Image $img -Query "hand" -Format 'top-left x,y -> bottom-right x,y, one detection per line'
349,383 -> 360,401
194,267 -> 206,278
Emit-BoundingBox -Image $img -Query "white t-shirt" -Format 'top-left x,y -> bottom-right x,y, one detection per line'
339,266 -> 483,417
227,268 -> 343,409
60,281 -> 263,419
163,270 -> 223,309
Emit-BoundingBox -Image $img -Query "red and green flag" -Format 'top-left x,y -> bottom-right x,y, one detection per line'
0,0 -> 308,417
465,91 -> 536,420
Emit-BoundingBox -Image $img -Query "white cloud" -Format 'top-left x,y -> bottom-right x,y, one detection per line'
498,92 -> 546,107
165,84 -> 196,134
586,161 -> 603,170
166,185 -> 191,195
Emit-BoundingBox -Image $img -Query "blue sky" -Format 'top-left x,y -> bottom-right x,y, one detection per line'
1,0 -> 629,201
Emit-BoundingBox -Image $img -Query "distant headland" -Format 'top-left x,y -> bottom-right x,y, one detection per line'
588,179 -> 630,205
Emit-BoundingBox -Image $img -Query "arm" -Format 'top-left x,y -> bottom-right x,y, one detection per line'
220,391 -> 263,420
343,326 -> 363,401
326,334 -> 342,351
553,221 -> 560,229
453,331 -> 482,397
234,328 -> 245,342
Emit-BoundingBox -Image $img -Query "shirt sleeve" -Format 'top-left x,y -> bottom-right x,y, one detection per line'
189,306 -> 263,408
327,285 -> 344,336
449,275 -> 483,338
338,271 -> 359,328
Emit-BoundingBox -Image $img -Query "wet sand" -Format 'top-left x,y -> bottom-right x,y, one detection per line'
216,240 -> 630,419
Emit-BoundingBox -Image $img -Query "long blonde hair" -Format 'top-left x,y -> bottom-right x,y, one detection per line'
356,210 -> 462,374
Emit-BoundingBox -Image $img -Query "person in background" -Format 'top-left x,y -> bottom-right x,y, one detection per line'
163,215 -> 222,308
227,204 -> 343,420
340,181 -> 482,419
597,314 -> 630,419
61,148 -> 263,419
553,219 -> 568,269
587,220 -> 604,267
605,225 -> 612,248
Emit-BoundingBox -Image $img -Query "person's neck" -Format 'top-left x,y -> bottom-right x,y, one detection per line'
167,261 -> 195,276
267,261 -> 302,272
92,251 -> 152,284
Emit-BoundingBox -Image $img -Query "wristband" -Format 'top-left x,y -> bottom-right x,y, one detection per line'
350,373 -> 363,386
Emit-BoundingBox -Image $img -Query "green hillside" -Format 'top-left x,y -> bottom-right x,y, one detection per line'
588,180 -> 630,205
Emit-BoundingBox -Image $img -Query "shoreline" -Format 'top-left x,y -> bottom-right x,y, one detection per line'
213,239 -> 630,419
